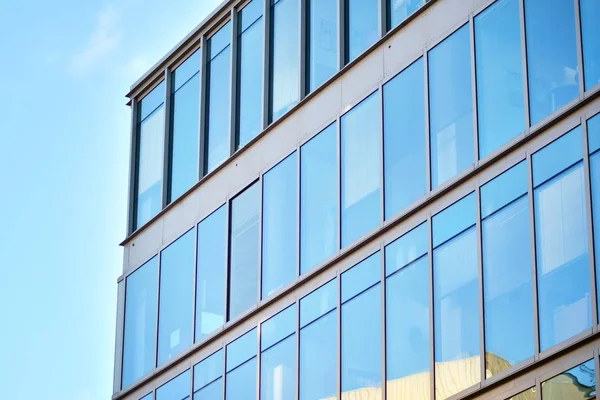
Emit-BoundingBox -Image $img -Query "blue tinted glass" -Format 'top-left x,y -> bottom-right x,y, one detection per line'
158,229 -> 195,365
389,0 -> 424,28
480,161 -> 527,219
227,328 -> 257,372
525,0 -> 578,125
300,310 -> 337,400
196,206 -> 226,342
170,73 -> 199,202
261,305 -> 296,350
206,45 -> 231,173
300,123 -> 338,273
156,370 -> 190,400
432,193 -> 476,248
300,279 -> 337,327
341,252 -> 380,303
532,126 -> 582,187
535,165 -> 591,351
308,0 -> 337,91
271,0 -> 299,121
229,183 -> 260,319
475,0 -> 524,158
346,0 -> 379,62
194,350 -> 223,390
136,104 -> 165,229
238,12 -> 264,148
542,359 -> 596,400
581,0 -> 600,91
122,257 -> 158,388
225,358 -> 256,400
240,0 -> 263,32
260,335 -> 296,400
385,222 -> 428,277
210,22 -> 232,59
429,24 -> 474,188
433,227 -> 480,398
173,50 -> 200,91
341,92 -> 381,247
591,153 -> 600,315
383,58 -> 426,219
482,197 -> 533,376
342,284 -> 382,395
588,114 -> 600,154
386,256 -> 430,398
140,394 -> 153,400
262,153 -> 298,298
140,81 -> 166,120
193,378 -> 222,400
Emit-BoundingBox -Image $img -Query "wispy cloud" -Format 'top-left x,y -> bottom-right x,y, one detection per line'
125,54 -> 152,81
69,4 -> 121,76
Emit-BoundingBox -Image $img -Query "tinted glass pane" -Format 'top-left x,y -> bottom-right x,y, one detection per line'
475,0 -> 524,158
300,310 -> 337,400
308,0 -> 337,91
194,350 -> 223,391
525,0 -> 578,125
346,0 -> 379,62
389,0 -> 424,28
587,114 -> 600,154
383,58 -> 426,219
238,10 -> 264,148
342,284 -> 382,398
206,45 -> 231,172
260,335 -> 296,400
581,0 -> 600,91
482,197 -> 533,376
193,378 -> 222,400
170,72 -> 199,202
591,153 -> 600,314
227,328 -> 257,372
385,222 -> 428,277
196,206 -> 226,342
480,161 -> 527,219
156,370 -> 190,400
261,305 -> 296,351
341,92 -> 381,247
262,153 -> 298,298
534,165 -> 591,351
140,81 -> 166,120
506,388 -> 536,400
122,257 -> 158,388
300,123 -> 338,273
386,257 -> 430,399
229,183 -> 260,319
429,24 -> 474,188
532,127 -> 582,187
140,394 -> 153,400
433,228 -> 480,399
158,229 -> 195,365
210,22 -> 232,58
240,0 -> 263,31
173,50 -> 200,91
432,193 -> 476,248
542,359 -> 596,400
300,279 -> 337,327
341,252 -> 380,303
225,359 -> 256,400
271,0 -> 299,121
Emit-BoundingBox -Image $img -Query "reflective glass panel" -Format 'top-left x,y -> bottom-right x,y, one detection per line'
346,0 -> 379,63
260,335 -> 296,400
383,58 -> 426,219
589,115 -> 600,315
525,0 -> 578,125
140,394 -> 153,400
385,222 -> 428,277
194,350 -> 223,393
432,193 -> 476,248
227,328 -> 257,372
226,358 -> 256,400
156,370 -> 190,400
194,379 -> 222,400
308,0 -> 337,91
505,388 -> 536,400
587,113 -> 600,154
532,127 -> 582,187
300,279 -> 337,328
581,0 -> 600,91
542,359 -> 596,400
140,81 -> 166,120
480,161 -> 527,219
428,24 -> 474,188
341,92 -> 381,247
173,50 -> 200,91
389,0 -> 424,29
261,305 -> 296,351
341,252 -> 380,303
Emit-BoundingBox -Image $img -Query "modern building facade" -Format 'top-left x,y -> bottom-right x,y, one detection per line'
113,0 -> 600,399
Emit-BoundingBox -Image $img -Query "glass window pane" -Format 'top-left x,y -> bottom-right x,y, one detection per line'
341,92 -> 381,247
480,161 -> 527,219
300,279 -> 337,328
229,183 -> 260,320
482,197 -> 533,376
260,335 -> 296,400
140,394 -> 153,400
346,0 -> 379,63
226,359 -> 256,400
261,305 -> 296,351
238,4 -> 264,148
300,310 -> 337,400
433,228 -> 480,400
227,328 -> 257,372
173,50 -> 200,91
122,257 -> 158,388
429,24 -> 474,188
475,0 -> 524,158
341,252 -> 380,302
194,350 -> 223,391
534,164 -> 591,351
196,206 -> 226,342
386,256 -> 430,399
505,388 -> 536,400
300,123 -> 338,273
581,0 -> 600,91
271,0 -> 299,121
432,193 -> 476,248
542,359 -> 596,400
241,0 -> 263,31
525,0 -> 578,125
158,229 -> 195,365
156,370 -> 190,400
532,127 -> 582,187
262,153 -> 298,298
206,23 -> 232,172
587,113 -> 600,154
140,81 -> 166,120
308,0 -> 337,91
385,222 -> 428,277
389,0 -> 424,29
194,378 -> 222,400
383,58 -> 426,219
342,284 -> 382,399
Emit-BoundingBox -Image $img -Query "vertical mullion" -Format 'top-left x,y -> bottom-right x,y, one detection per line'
337,116 -> 343,252
428,216 -> 435,400
258,175 -> 264,305
262,0 -> 272,128
469,15 -> 480,163
191,225 -> 199,344
127,99 -> 139,234
574,0 -> 585,99
225,200 -> 232,322
380,246 -> 387,399
336,270 -> 342,399
222,345 -> 228,400
299,0 -> 307,100
154,253 -> 163,369
161,69 -> 172,209
114,279 -> 126,391
296,145 -> 302,279
295,298 -> 300,400
378,85 -> 385,225
256,324 -> 262,400
189,357 -> 195,400
526,153 -> 541,357
378,0 -> 387,38
338,0 -> 346,69
424,49 -> 431,193
475,186 -> 486,384
518,0 -> 531,131
198,36 -> 209,179
230,8 -> 240,155
595,348 -> 600,400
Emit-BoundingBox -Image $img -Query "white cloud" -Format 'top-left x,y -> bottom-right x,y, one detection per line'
125,54 -> 152,81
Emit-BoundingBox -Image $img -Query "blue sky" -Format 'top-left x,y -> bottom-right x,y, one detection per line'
0,1 -> 221,399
